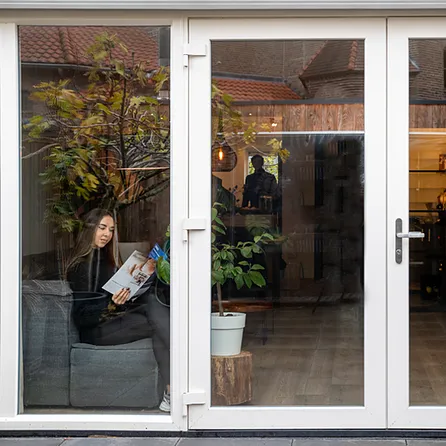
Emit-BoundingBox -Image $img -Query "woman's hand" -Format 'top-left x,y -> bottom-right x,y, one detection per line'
112,288 -> 130,305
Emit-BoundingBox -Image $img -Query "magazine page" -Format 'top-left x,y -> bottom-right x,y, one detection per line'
102,250 -> 153,300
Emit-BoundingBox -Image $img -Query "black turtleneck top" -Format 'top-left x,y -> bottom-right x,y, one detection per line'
67,248 -> 120,339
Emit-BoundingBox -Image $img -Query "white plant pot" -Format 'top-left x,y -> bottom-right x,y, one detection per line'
211,312 -> 246,356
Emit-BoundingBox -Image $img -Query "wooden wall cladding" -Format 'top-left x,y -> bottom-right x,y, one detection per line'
238,103 -> 364,132
410,104 -> 446,129
282,104 -> 364,132
236,104 -> 446,132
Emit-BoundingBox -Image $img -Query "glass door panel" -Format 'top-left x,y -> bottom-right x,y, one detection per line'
189,18 -> 386,430
210,39 -> 365,407
19,25 -> 172,416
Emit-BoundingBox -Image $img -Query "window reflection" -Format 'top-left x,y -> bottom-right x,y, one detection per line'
210,40 -> 365,406
21,26 -> 171,413
408,39 -> 446,406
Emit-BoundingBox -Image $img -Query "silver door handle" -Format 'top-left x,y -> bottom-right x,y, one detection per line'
182,218 -> 207,242
397,232 -> 425,239
395,218 -> 425,264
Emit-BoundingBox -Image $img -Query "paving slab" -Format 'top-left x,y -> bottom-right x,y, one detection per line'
61,439 -> 179,446
407,441 -> 446,445
178,439 -> 292,446
291,440 -> 407,446
0,440 -> 64,446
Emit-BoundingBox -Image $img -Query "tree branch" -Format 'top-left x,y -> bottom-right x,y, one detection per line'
21,143 -> 59,160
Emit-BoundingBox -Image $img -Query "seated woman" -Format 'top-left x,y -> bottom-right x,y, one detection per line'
66,208 -> 171,412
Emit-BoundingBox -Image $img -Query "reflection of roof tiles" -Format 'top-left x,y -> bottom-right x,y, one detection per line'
301,39 -> 419,80
215,77 -> 300,101
300,40 -> 364,80
19,26 -> 159,70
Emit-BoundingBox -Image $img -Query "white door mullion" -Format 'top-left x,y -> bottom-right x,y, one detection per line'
0,22 -> 20,418
387,19 -> 410,428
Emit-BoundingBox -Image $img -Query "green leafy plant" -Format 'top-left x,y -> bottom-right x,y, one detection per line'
156,203 -> 273,316
211,203 -> 273,316
156,226 -> 171,286
23,32 -> 170,233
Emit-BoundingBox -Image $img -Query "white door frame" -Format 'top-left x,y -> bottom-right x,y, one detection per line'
188,17 -> 387,430
0,13 -> 189,432
387,17 -> 446,429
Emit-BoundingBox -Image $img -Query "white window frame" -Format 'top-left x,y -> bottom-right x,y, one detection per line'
0,13 -> 189,432
0,1 -> 444,10
387,17 -> 446,429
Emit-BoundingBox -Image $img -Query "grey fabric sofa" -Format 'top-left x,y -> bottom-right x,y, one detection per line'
22,280 -> 162,409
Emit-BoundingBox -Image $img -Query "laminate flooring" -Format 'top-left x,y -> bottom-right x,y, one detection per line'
231,299 -> 446,407
27,298 -> 446,413
410,311 -> 446,405
238,300 -> 365,406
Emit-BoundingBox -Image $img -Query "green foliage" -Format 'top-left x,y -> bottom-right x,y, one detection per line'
155,203 -> 271,312
211,83 -> 258,146
156,256 -> 171,285
24,32 -> 290,236
23,32 -> 171,233
211,203 -> 269,294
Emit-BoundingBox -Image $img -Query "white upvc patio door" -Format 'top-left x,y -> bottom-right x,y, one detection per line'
188,18 -> 387,430
387,18 -> 446,429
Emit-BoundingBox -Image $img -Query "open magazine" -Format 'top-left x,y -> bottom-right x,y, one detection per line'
102,244 -> 167,301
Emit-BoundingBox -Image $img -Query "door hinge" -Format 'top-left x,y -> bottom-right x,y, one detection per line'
183,43 -> 207,67
183,218 -> 207,242
182,391 -> 206,416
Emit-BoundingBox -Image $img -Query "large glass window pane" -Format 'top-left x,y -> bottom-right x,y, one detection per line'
20,26 -> 171,414
409,39 -> 446,406
210,40 -> 364,406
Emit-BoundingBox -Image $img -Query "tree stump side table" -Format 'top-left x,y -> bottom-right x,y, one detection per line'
211,351 -> 252,406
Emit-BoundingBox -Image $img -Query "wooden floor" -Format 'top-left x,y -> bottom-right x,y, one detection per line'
227,298 -> 446,407
240,299 -> 364,406
27,297 -> 446,412
410,311 -> 446,405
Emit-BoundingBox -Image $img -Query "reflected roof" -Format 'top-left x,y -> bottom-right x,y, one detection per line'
19,26 -> 159,70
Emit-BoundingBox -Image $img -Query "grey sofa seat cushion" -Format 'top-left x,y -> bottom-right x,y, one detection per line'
22,279 -> 76,406
70,338 -> 161,408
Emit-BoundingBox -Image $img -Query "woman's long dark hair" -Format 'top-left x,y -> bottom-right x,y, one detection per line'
66,208 -> 118,275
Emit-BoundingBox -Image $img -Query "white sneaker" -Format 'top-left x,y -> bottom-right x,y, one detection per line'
159,390 -> 170,412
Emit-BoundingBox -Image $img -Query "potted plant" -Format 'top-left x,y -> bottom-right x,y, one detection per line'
157,203 -> 273,356
210,204 -> 273,355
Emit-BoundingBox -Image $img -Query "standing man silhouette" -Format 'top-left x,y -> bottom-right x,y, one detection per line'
242,155 -> 279,210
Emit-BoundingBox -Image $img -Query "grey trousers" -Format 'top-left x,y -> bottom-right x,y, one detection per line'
90,291 -> 171,387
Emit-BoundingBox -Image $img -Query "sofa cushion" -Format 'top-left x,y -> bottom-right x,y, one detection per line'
70,338 -> 161,408
22,280 -> 75,407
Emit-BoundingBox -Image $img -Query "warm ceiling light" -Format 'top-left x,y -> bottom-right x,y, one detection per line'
218,147 -> 224,161
439,190 -> 446,207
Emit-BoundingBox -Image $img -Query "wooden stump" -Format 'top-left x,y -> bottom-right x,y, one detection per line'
211,351 -> 252,406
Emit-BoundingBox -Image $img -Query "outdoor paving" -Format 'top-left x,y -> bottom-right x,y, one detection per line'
2,438 -> 446,445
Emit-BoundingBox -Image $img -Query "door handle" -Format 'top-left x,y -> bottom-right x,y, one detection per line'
395,218 -> 425,264
396,232 -> 425,239
183,218 -> 207,242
